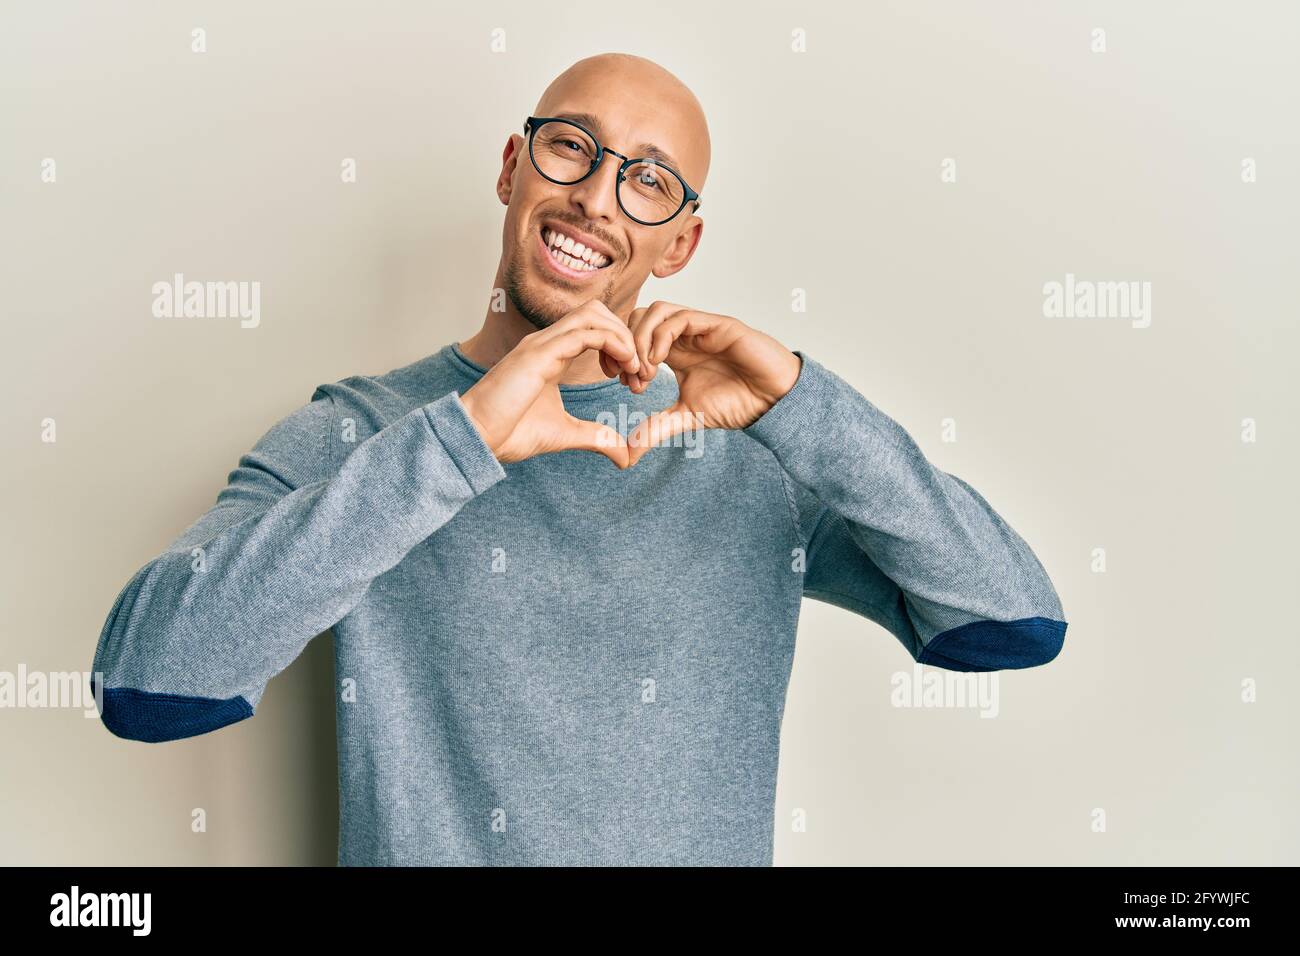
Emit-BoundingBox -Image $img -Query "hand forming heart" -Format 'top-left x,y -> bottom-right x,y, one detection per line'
620,301 -> 802,467
459,299 -> 801,470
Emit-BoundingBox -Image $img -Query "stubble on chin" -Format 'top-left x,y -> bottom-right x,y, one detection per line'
502,234 -> 617,331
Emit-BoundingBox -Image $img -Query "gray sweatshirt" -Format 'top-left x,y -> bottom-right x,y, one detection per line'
90,343 -> 1067,865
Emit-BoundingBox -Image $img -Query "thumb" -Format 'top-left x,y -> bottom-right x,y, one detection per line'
627,402 -> 695,467
558,414 -> 630,469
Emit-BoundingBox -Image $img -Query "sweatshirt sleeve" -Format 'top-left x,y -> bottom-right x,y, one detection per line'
744,352 -> 1067,672
89,388 -> 506,742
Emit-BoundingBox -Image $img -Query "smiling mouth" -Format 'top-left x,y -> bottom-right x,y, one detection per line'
539,225 -> 612,273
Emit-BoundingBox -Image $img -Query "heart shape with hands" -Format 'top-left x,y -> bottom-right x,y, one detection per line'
459,300 -> 803,470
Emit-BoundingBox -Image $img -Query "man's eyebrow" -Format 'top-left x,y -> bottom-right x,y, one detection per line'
552,111 -> 687,176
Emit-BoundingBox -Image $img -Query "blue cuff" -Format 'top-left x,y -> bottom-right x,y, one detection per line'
92,677 -> 254,743
918,617 -> 1068,672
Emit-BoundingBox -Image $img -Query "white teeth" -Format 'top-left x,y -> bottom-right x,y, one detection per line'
543,227 -> 608,270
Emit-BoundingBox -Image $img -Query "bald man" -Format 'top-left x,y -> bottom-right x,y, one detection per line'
90,53 -> 1068,866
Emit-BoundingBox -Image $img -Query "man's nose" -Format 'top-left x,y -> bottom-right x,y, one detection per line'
567,154 -> 622,223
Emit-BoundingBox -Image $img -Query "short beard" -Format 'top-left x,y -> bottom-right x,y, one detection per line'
502,232 -> 614,331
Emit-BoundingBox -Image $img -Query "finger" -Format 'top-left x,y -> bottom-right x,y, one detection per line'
630,301 -> 686,382
544,299 -> 628,340
626,368 -> 652,394
626,305 -> 654,351
559,414 -> 630,469
648,314 -> 690,366
626,401 -> 697,466
552,328 -> 635,364
548,328 -> 640,380
575,298 -> 622,326
541,303 -> 639,375
598,350 -> 618,379
630,301 -> 681,378
649,311 -> 729,366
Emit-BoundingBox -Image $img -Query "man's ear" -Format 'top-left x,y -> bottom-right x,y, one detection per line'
651,215 -> 704,279
496,135 -> 523,206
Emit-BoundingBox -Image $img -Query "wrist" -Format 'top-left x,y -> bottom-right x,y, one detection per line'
759,347 -> 803,407
775,349 -> 802,399
457,389 -> 499,458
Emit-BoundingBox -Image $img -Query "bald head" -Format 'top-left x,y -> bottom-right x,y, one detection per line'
533,53 -> 711,194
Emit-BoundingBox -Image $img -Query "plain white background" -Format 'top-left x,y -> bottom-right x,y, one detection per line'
1,0 -> 1296,864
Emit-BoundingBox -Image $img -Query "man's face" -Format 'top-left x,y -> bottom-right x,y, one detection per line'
496,66 -> 709,329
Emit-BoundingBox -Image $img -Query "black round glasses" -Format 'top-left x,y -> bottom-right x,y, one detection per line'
523,115 -> 701,227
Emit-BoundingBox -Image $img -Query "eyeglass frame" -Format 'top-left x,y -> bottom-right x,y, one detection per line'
523,115 -> 701,226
